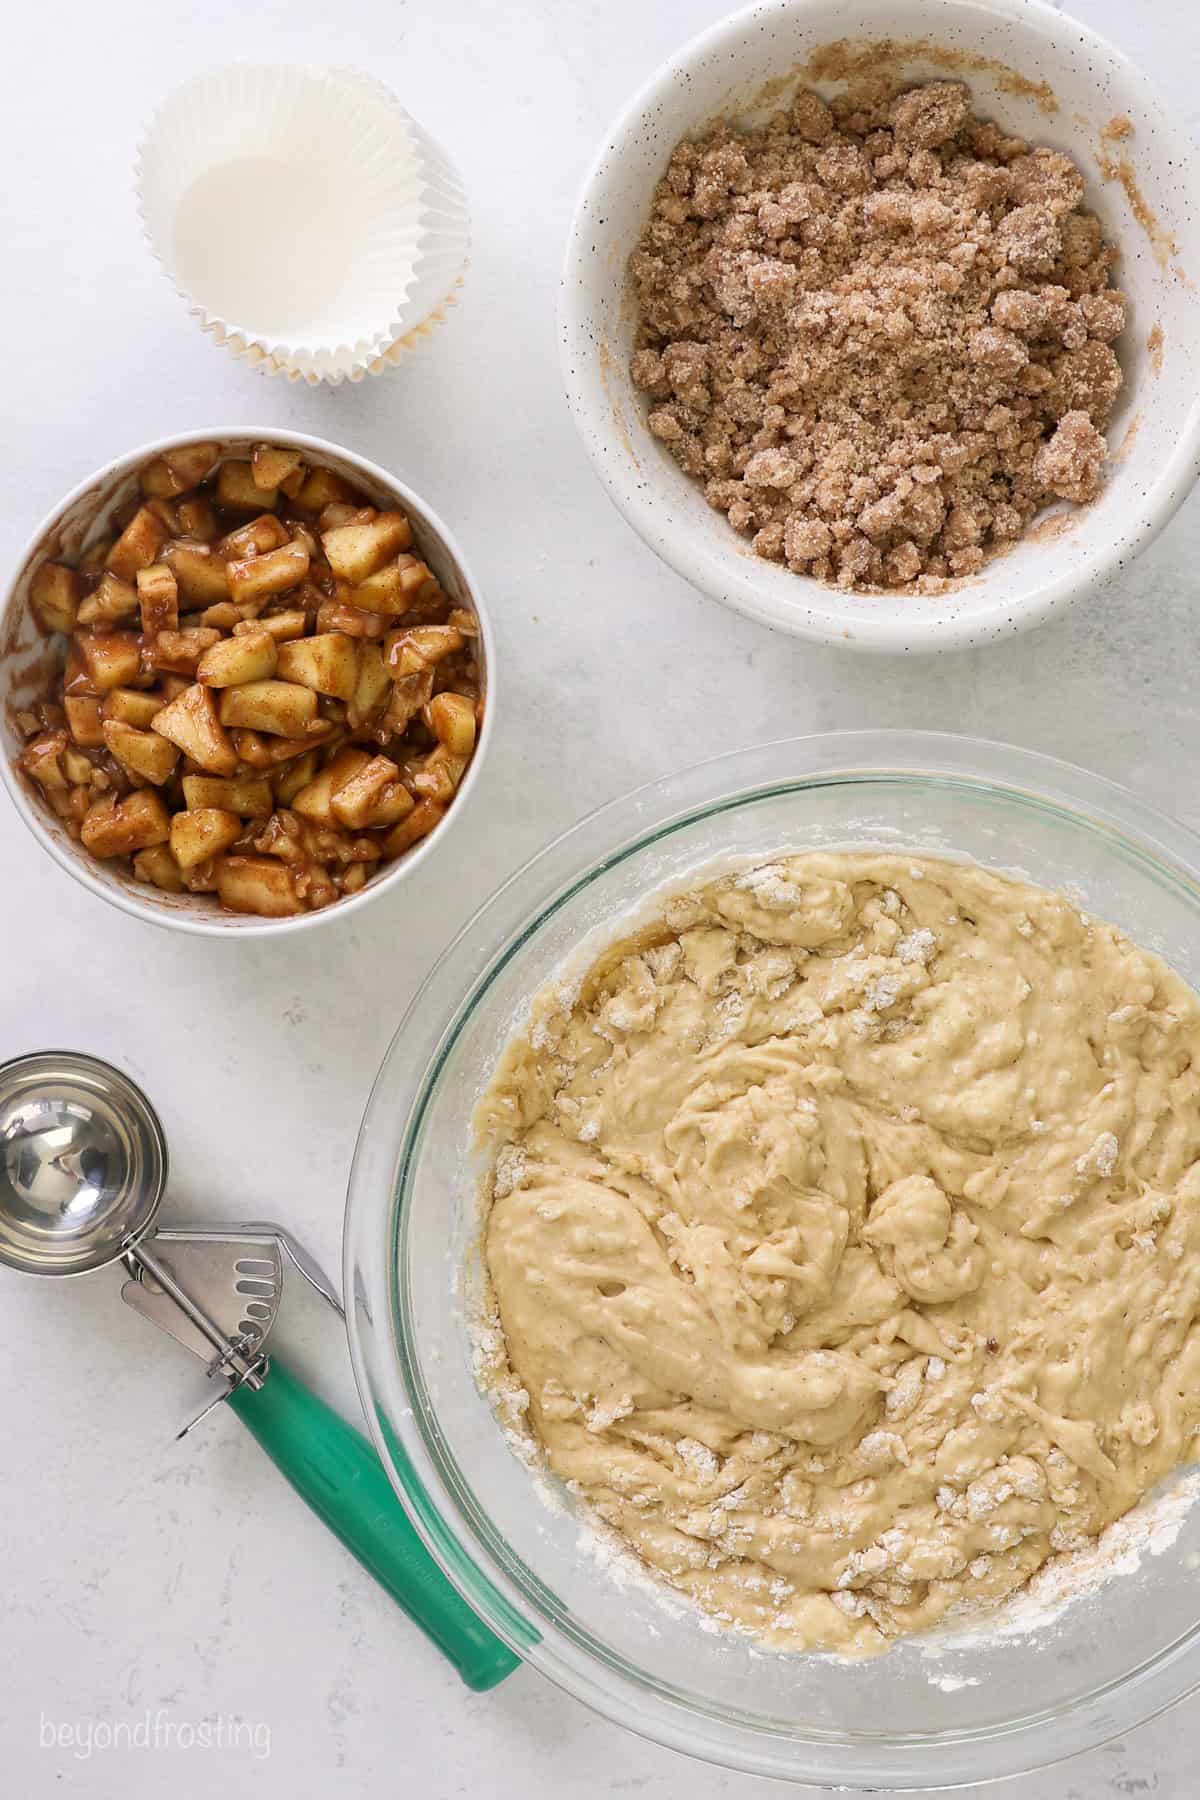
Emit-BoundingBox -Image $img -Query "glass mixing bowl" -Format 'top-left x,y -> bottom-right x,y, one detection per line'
345,733 -> 1200,1788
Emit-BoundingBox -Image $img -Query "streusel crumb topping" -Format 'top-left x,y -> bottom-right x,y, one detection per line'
630,81 -> 1126,593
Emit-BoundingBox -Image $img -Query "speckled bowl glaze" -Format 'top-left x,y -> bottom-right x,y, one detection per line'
561,0 -> 1200,653
0,429 -> 495,938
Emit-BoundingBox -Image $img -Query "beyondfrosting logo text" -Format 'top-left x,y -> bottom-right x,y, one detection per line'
39,1709 -> 272,1761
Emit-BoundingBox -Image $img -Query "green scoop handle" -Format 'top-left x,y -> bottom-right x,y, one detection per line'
226,1356 -> 520,1691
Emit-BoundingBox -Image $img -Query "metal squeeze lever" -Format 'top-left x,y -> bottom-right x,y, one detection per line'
0,1051 -> 518,1692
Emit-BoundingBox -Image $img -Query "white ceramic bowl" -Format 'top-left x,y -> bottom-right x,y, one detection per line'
561,0 -> 1200,653
0,429 -> 494,937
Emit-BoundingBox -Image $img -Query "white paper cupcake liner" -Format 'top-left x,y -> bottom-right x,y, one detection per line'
135,64 -> 470,384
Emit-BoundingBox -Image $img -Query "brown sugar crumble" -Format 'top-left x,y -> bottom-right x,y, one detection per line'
629,80 -> 1127,592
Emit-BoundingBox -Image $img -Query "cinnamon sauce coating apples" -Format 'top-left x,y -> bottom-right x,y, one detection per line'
15,443 -> 482,916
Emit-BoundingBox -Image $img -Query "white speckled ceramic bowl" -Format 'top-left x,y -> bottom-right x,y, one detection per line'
561,0 -> 1200,653
0,429 -> 494,937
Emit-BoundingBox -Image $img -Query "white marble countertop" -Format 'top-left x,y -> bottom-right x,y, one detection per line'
2,0 -> 1197,1793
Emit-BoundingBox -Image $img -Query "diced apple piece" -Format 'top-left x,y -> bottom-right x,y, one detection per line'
182,773 -> 273,815
253,444 -> 302,490
176,497 -> 219,541
23,699 -> 63,731
106,507 -> 169,582
230,724 -> 335,768
218,679 -> 319,736
319,502 -> 368,532
20,730 -> 69,791
140,442 -> 220,496
167,442 -> 221,488
381,798 -> 445,857
275,632 -> 358,701
425,692 -> 477,756
102,694 -> 161,752
183,859 -> 220,893
198,601 -> 241,631
273,750 -> 320,806
307,868 -> 355,907
30,562 -> 81,634
133,843 -> 185,893
62,746 -> 94,785
165,545 -> 230,604
81,788 -> 170,858
102,688 -> 165,729
146,627 -> 222,676
144,498 -> 181,536
411,745 -> 470,802
137,562 -> 179,636
382,669 -> 433,735
170,807 -> 242,871
330,756 -> 414,830
293,467 -> 354,512
215,854 -> 303,917
152,683 -> 237,775
196,630 -> 278,688
252,814 -> 301,870
288,522 -> 319,560
292,748 -> 373,827
63,641 -> 97,696
219,513 -> 290,559
226,543 -> 310,608
217,460 -> 276,511
292,817 -> 381,870
102,719 -> 180,786
347,642 -> 392,731
315,599 -> 389,638
65,695 -> 105,746
321,512 -> 412,583
237,609 -> 306,644
77,571 -> 138,627
77,632 -> 142,692
384,624 -> 463,676
353,554 -> 437,614
159,673 -> 192,703
54,785 -> 91,830
139,457 -> 180,499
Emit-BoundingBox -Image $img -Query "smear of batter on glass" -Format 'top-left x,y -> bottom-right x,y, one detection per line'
476,852 -> 1200,1655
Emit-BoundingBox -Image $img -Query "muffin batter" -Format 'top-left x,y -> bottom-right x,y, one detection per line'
477,853 -> 1200,1653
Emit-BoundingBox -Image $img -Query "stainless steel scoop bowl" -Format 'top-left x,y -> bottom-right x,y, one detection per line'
0,1051 -> 166,1276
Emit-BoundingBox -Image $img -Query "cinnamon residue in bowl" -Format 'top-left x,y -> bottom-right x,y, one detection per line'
1097,114 -> 1179,272
630,80 -> 1127,592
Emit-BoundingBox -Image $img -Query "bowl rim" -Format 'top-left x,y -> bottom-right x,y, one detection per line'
0,426 -> 496,938
559,0 -> 1200,654
345,730 -> 1200,1788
